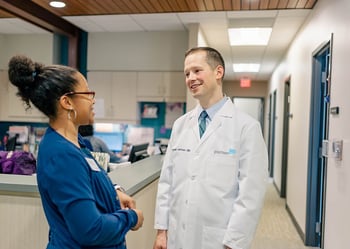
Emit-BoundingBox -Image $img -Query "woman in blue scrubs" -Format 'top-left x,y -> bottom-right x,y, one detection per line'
8,55 -> 143,249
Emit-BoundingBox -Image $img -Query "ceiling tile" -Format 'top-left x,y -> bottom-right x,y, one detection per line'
131,13 -> 185,31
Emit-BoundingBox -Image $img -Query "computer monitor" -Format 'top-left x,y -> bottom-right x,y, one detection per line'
94,132 -> 124,152
128,143 -> 149,163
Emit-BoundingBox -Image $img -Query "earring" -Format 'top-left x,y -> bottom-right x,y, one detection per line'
67,109 -> 77,120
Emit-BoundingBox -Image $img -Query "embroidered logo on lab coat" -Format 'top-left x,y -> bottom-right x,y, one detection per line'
214,148 -> 236,155
85,157 -> 101,171
228,148 -> 236,155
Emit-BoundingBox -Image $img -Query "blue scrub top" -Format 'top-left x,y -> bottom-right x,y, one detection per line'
37,127 -> 137,249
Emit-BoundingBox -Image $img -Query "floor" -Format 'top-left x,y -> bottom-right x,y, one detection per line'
251,180 -> 319,249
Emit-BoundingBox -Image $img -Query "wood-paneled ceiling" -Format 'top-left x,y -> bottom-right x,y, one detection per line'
1,0 -> 318,17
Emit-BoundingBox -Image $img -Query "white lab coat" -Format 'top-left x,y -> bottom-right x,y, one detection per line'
154,98 -> 268,249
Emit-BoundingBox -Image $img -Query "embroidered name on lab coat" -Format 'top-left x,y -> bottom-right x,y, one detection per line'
172,148 -> 191,152
85,157 -> 101,171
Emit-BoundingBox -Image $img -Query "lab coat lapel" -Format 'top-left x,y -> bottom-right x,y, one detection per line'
189,107 -> 201,140
201,117 -> 221,140
201,99 -> 233,140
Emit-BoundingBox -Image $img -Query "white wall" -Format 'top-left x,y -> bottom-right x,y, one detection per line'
0,34 -> 53,69
0,34 -> 53,121
268,0 -> 350,247
87,31 -> 188,71
309,0 -> 350,248
185,24 -> 209,112
0,35 -> 5,61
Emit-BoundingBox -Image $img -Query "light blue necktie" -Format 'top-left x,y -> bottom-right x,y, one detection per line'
199,110 -> 208,138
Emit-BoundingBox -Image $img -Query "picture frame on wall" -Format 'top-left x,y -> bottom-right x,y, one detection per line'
142,104 -> 158,118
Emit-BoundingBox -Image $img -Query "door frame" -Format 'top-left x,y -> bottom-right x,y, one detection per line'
281,76 -> 291,198
267,91 -> 277,178
305,34 -> 333,247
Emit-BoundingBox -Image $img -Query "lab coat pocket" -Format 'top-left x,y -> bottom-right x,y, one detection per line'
202,225 -> 226,249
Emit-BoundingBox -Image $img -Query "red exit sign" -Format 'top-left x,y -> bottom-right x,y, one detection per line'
240,78 -> 251,88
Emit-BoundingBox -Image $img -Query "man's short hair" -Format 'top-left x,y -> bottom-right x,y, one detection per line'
185,47 -> 225,79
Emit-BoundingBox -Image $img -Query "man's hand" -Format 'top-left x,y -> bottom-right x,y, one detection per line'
153,230 -> 167,249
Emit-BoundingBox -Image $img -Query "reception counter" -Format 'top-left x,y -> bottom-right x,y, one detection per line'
0,154 -> 163,249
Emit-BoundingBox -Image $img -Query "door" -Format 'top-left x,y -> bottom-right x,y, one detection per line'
232,97 -> 264,130
267,91 -> 277,178
305,36 -> 332,247
281,78 -> 291,198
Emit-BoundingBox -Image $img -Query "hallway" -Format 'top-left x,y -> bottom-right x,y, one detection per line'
251,180 -> 318,249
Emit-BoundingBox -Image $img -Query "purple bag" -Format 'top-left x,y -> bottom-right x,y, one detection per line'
0,151 -> 8,173
0,151 -> 36,175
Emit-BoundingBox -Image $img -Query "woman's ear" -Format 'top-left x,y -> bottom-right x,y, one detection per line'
58,95 -> 73,111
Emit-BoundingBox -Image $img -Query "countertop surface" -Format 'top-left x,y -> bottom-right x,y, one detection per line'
0,154 -> 163,196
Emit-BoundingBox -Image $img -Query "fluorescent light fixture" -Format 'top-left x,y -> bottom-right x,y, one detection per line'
233,63 -> 260,72
49,1 -> 66,8
228,27 -> 272,46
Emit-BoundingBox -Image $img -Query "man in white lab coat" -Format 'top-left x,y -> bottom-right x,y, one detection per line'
153,47 -> 268,249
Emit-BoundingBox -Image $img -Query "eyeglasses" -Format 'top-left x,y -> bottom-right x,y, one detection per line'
63,91 -> 95,100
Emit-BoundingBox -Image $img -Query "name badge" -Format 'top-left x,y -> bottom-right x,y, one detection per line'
85,157 -> 100,171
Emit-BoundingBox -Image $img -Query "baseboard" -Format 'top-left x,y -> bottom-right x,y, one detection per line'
272,179 -> 281,196
286,203 -> 306,242
271,178 -> 308,246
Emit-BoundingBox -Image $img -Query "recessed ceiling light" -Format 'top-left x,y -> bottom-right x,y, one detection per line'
49,1 -> 66,8
233,63 -> 260,72
228,28 -> 272,46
